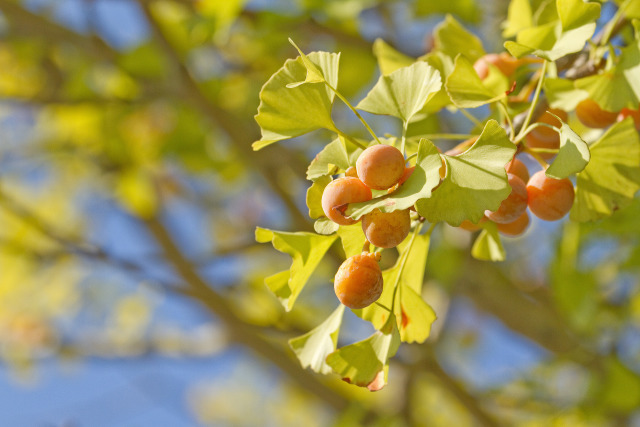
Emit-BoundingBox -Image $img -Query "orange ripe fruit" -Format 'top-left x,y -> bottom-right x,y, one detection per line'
397,166 -> 415,186
458,217 -> 486,232
617,108 -> 640,130
529,109 -> 567,143
575,99 -> 617,129
362,208 -> 411,248
526,170 -> 575,221
506,157 -> 530,183
356,145 -> 405,190
334,252 -> 383,309
321,177 -> 372,225
485,173 -> 528,224
345,166 -> 358,178
473,53 -> 521,80
525,131 -> 559,161
497,211 -> 530,237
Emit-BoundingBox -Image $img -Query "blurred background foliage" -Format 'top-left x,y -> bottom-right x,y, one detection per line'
1,0 -> 640,426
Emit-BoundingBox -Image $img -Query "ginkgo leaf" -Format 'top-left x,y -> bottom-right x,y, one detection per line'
502,0 -> 533,37
471,222 -> 505,262
575,39 -> 640,112
356,61 -> 442,123
306,137 -> 352,181
544,78 -> 589,111
286,38 -> 326,86
253,52 -> 339,150
326,327 -> 400,391
314,218 -> 339,235
505,20 -> 596,61
372,38 -> 415,75
545,118 -> 590,179
416,120 -> 516,226
396,285 -> 437,343
571,119 -> 640,222
289,304 -> 345,374
255,228 -> 337,310
336,224 -> 367,258
345,139 -> 442,219
433,14 -> 485,62
306,175 -> 331,219
445,55 -> 506,108
557,0 -> 601,31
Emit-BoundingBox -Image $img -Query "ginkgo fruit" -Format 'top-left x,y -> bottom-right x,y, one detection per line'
321,177 -> 372,225
458,218 -> 486,232
575,99 -> 617,129
334,252 -> 383,309
362,208 -> 411,248
526,170 -> 575,221
506,157 -> 529,183
485,173 -> 528,224
397,166 -> 415,186
356,144 -> 405,190
473,52 -> 521,80
497,211 -> 530,237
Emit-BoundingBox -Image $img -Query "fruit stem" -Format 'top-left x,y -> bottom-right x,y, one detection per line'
325,81 -> 382,145
498,101 -> 514,138
517,60 -> 548,141
400,120 -> 409,158
335,129 -> 369,150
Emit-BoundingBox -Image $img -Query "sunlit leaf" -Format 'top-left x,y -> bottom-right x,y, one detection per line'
504,20 -> 596,61
502,0 -> 533,37
336,224 -> 367,258
306,137 -> 351,181
255,228 -> 338,310
287,38 -> 328,86
545,118 -> 590,179
433,14 -> 485,62
571,119 -> 640,222
445,55 -> 506,108
345,139 -> 442,219
575,39 -> 640,112
396,285 -> 436,343
544,78 -> 589,111
471,222 -> 505,262
314,218 -> 339,235
557,0 -> 601,31
372,38 -> 414,75
253,52 -> 339,150
416,120 -> 516,226
356,61 -> 442,123
289,305 -> 345,374
306,175 -> 331,219
326,327 -> 400,390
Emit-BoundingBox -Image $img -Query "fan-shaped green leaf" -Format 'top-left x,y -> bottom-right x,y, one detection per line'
575,39 -> 640,112
433,15 -> 485,62
326,327 -> 400,391
255,228 -> 338,310
502,0 -> 533,37
396,285 -> 437,343
306,175 -> 331,219
445,55 -> 506,108
544,78 -> 589,111
289,304 -> 345,374
306,137 -> 351,181
545,118 -> 590,179
314,218 -> 339,235
253,52 -> 339,150
336,224 -> 367,258
571,119 -> 640,222
416,120 -> 516,226
356,62 -> 442,123
345,139 -> 442,219
372,38 -> 415,75
505,20 -> 596,61
557,0 -> 601,31
471,222 -> 505,262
